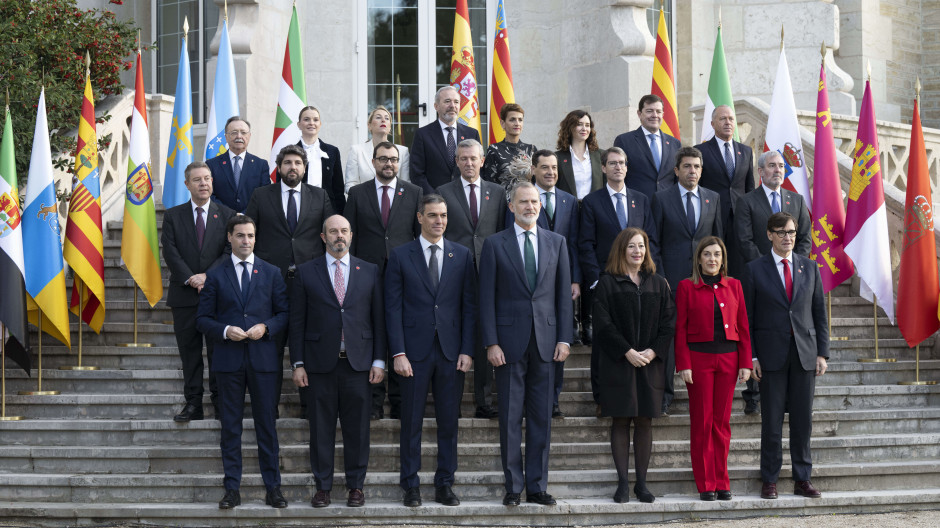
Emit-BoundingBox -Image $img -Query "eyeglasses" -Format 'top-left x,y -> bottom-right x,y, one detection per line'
226,130 -> 250,137
606,161 -> 626,167
772,230 -> 797,239
375,156 -> 399,164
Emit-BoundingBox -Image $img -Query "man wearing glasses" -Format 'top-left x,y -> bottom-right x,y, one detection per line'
207,117 -> 271,213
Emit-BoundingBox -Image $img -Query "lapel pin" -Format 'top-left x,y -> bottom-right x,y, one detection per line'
786,201 -> 791,205
397,191 -> 403,196
213,214 -> 218,218
485,196 -> 490,200
448,252 -> 454,258
355,266 -> 360,270
253,269 -> 258,274
222,161 -> 227,165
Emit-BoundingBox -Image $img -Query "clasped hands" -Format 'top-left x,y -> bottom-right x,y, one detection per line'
225,324 -> 266,341
625,348 -> 656,368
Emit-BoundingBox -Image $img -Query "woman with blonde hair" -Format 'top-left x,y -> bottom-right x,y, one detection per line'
345,105 -> 411,192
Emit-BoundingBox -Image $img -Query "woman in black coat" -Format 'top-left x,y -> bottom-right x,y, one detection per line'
592,227 -> 675,504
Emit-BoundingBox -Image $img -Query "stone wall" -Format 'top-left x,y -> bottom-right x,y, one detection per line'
923,1 -> 940,128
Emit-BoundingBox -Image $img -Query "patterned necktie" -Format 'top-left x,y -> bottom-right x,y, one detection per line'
771,191 -> 781,213
239,261 -> 250,305
723,142 -> 735,181
334,261 -> 345,343
649,133 -> 661,170
685,191 -> 696,233
524,231 -> 537,292
614,193 -> 627,230
195,207 -> 205,250
233,156 -> 242,188
469,183 -> 478,228
380,185 -> 391,228
782,258 -> 793,302
446,127 -> 457,169
544,191 -> 554,220
287,189 -> 298,233
428,245 -> 440,290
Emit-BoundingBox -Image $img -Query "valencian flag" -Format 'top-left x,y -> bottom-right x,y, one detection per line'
700,22 -> 737,142
897,95 -> 939,347
23,88 -> 70,347
204,19 -> 239,160
0,102 -> 31,373
809,60 -> 854,292
488,0 -> 514,145
268,5 -> 307,182
450,0 -> 482,140
65,61 -> 106,333
844,80 -> 894,323
764,44 -> 811,210
163,28 -> 194,209
651,8 -> 680,140
121,51 -> 163,307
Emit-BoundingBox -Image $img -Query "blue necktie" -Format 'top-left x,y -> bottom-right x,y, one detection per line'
686,191 -> 696,233
614,193 -> 627,230
649,133 -> 661,170
239,261 -> 250,305
723,142 -> 735,181
524,231 -> 537,292
771,191 -> 781,213
233,156 -> 242,188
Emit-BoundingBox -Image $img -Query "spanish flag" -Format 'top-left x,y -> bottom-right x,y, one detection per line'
651,8 -> 680,140
121,51 -> 163,307
488,0 -> 514,145
450,0 -> 482,140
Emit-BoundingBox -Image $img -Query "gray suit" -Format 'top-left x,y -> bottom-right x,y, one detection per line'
734,187 -> 811,262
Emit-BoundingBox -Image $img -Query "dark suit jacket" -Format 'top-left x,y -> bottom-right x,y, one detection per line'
555,148 -> 603,199
244,182 -> 334,277
161,200 -> 236,308
695,137 -> 755,233
207,151 -> 271,213
579,186 -> 658,285
288,139 -> 346,214
507,186 -> 581,283
734,186 -> 811,262
743,253 -> 829,371
438,178 -> 506,269
196,256 -> 289,373
410,121 -> 480,193
289,255 -> 387,373
479,227 -> 573,363
652,184 -> 723,291
614,127 -> 681,200
344,178 -> 423,274
385,238 -> 477,361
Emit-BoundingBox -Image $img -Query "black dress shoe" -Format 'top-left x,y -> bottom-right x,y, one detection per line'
526,491 -> 556,506
311,489 -> 330,508
744,402 -> 760,415
218,488 -> 240,509
761,482 -> 778,499
613,482 -> 629,503
634,484 -> 655,503
552,405 -> 566,419
403,486 -> 422,507
475,405 -> 499,419
434,485 -> 460,506
265,487 -> 288,508
794,480 -> 822,498
582,325 -> 593,346
347,488 -> 365,507
699,491 -> 717,501
174,403 -> 204,422
717,490 -> 732,501
502,492 -> 521,506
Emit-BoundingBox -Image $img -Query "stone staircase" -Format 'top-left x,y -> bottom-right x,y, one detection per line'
1,211 -> 938,526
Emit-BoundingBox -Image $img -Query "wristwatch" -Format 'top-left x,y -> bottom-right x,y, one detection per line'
291,362 -> 304,371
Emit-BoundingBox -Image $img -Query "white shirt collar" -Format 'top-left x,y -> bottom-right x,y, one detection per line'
280,180 -> 301,194
301,139 -> 329,159
641,127 -> 660,139
514,222 -> 537,238
569,145 -> 589,162
715,136 -> 734,151
439,119 -> 457,132
536,183 -> 555,194
772,249 -> 793,266
419,235 -> 443,253
680,185 -> 699,198
327,252 -> 350,269
228,150 -> 244,163
606,183 -> 625,197
231,252 -> 255,268
375,177 -> 398,191
462,176 -> 481,187
762,183 -> 781,202
191,200 -> 209,213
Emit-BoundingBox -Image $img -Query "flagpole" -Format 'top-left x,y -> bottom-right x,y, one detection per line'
60,283 -> 98,370
395,74 -> 403,144
117,287 -> 152,348
18,313 -> 59,395
0,324 -> 25,421
898,345 -> 937,386
859,294 -> 894,363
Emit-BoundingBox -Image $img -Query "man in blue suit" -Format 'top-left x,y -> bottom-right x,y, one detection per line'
613,94 -> 681,201
480,182 -> 572,507
410,86 -> 481,194
195,215 -> 289,510
385,194 -> 477,508
289,215 -> 387,509
207,116 -> 271,213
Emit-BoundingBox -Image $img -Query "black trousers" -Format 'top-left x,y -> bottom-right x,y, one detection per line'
171,305 -> 217,407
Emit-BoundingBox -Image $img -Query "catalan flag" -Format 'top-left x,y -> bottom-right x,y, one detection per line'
23,88 -> 70,347
204,19 -> 239,160
651,8 -> 680,140
64,63 -> 106,333
163,31 -> 194,209
268,5 -> 307,182
450,0 -> 482,140
488,0 -> 514,145
121,51 -> 163,307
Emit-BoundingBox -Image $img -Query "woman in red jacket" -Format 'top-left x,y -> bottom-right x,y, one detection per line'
675,236 -> 752,501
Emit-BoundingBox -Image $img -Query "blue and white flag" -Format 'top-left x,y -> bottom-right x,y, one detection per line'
163,35 -> 193,208
204,20 -> 239,160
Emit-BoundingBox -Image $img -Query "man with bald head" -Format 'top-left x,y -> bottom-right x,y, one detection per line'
410,86 -> 482,193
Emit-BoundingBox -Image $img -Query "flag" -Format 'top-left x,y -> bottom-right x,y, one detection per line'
651,8 -> 680,140
488,0 -> 514,145
897,97 -> 938,347
450,0 -> 482,140
64,65 -> 106,333
844,80 -> 894,323
700,24 -> 738,142
121,51 -> 163,307
22,88 -> 70,347
268,5 -> 307,182
204,19 -> 239,160
764,46 -> 811,210
0,103 -> 31,373
809,61 -> 854,292
163,35 -> 193,208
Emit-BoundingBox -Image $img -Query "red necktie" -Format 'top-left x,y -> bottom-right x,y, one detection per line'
380,185 -> 390,228
469,183 -> 478,228
782,258 -> 793,302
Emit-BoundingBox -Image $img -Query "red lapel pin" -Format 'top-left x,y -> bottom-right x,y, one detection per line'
786,201 -> 791,205
355,266 -> 360,270
397,192 -> 402,196
222,161 -> 227,165
253,269 -> 258,274
213,214 -> 218,218
705,199 -> 710,203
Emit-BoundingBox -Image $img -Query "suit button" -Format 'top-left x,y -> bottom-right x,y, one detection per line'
720,303 -> 725,307
713,285 -> 718,289
243,314 -> 247,318
341,309 -> 345,313
435,305 -> 439,309
385,236 -> 389,240
724,324 -> 729,328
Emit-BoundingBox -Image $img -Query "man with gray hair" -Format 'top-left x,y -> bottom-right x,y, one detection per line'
410,86 -> 482,193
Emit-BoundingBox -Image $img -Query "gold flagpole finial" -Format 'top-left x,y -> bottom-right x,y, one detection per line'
867,60 -> 871,82
85,50 -> 91,76
780,25 -> 784,51
820,41 -> 826,62
5,87 -> 9,110
136,28 -> 141,53
916,77 -> 922,101
224,0 -> 228,22
183,16 -> 189,40
718,6 -> 722,29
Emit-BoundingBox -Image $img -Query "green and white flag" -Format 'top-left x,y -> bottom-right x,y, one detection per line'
268,4 -> 308,182
700,25 -> 738,142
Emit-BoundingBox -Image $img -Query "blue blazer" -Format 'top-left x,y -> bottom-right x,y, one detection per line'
288,255 -> 387,373
196,256 -> 289,373
385,239 -> 477,362
578,186 -> 658,285
506,186 -> 581,284
479,227 -> 573,363
614,127 -> 681,200
409,121 -> 480,193
207,152 -> 271,213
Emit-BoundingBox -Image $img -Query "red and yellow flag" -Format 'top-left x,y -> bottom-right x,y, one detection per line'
488,0 -> 514,145
450,0 -> 481,140
64,62 -> 106,332
651,8 -> 680,140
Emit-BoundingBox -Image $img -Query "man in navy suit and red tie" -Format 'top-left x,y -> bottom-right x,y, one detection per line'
195,215 -> 289,509
207,117 -> 271,213
613,94 -> 681,201
385,194 -> 477,507
410,86 -> 481,194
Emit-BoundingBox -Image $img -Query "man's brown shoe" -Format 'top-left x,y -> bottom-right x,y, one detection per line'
311,489 -> 330,508
794,480 -> 822,498
347,488 -> 365,507
760,482 -> 778,499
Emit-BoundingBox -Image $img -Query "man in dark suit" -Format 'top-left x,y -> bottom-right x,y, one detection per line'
743,212 -> 828,501
245,144 -> 334,411
345,141 -> 423,419
410,86 -> 481,193
652,146 -> 723,414
479,182 -> 572,507
290,214 -> 386,508
438,138 -> 506,419
162,162 -> 236,422
207,116 -> 270,213
386,195 -> 476,508
508,150 -> 580,417
734,150 -> 812,414
613,94 -> 681,200
195,215 -> 289,509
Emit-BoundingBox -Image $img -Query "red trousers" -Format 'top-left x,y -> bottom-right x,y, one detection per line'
687,350 -> 738,492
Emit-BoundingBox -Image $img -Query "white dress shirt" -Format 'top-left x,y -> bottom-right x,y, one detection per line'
607,183 -> 628,225
462,177 -> 481,217
326,252 -> 386,370
679,185 -> 701,228
223,252 -> 256,340
570,146 -> 593,200
280,181 -> 302,222
300,138 -> 328,188
762,183 -> 782,210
